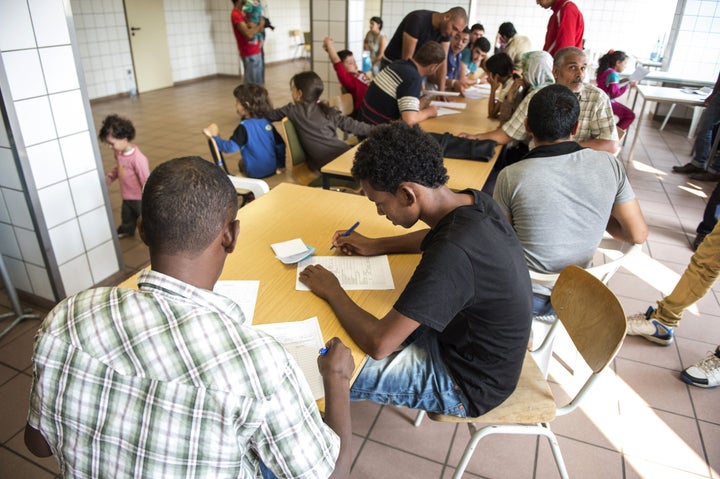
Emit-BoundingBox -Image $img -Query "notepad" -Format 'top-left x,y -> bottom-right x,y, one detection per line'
213,280 -> 259,324
271,238 -> 315,264
296,255 -> 395,290
435,107 -> 463,117
253,317 -> 325,399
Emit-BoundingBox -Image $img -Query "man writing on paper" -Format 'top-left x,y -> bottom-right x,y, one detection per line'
299,123 -> 533,418
25,157 -> 354,479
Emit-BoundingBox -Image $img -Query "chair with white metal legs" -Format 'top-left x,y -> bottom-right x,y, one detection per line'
420,265 -> 627,479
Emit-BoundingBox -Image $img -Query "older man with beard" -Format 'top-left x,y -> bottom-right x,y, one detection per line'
460,47 -> 618,155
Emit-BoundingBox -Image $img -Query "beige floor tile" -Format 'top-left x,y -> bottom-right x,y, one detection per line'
698,421 -> 720,477
625,455 -> 712,479
350,400 -> 382,437
349,439 -> 444,479
0,325 -> 37,372
446,430 -> 537,478
0,446 -> 56,479
616,357 -> 693,416
535,436 -> 624,479
5,430 -> 60,475
0,363 -> 20,387
0,374 -> 32,443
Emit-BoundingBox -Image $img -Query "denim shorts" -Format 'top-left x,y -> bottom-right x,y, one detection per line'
350,326 -> 469,417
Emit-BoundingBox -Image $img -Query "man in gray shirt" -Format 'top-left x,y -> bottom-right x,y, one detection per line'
493,84 -> 648,315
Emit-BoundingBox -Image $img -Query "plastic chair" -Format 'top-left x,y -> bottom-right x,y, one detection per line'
422,265 -> 627,479
206,136 -> 269,204
328,93 -> 354,117
278,117 -> 321,186
289,29 -> 305,59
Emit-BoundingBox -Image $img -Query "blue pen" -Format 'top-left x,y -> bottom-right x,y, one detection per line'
319,347 -> 329,355
330,221 -> 360,250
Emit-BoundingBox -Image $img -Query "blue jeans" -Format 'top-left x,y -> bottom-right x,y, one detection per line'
691,92 -> 720,173
350,326 -> 469,417
533,293 -> 555,316
242,53 -> 264,84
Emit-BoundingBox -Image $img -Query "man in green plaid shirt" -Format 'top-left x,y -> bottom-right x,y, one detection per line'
25,156 -> 354,478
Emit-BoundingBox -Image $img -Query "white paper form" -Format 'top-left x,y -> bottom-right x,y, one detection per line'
424,90 -> 461,97
430,101 -> 467,109
629,66 -> 650,83
435,107 -> 463,117
253,317 -> 325,399
463,86 -> 489,99
296,255 -> 395,291
213,280 -> 259,324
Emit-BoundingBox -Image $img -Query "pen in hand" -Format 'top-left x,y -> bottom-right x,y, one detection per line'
319,347 -> 329,355
330,221 -> 360,250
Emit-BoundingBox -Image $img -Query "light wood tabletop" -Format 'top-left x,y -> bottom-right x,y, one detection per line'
321,96 -> 501,191
119,183 -> 425,399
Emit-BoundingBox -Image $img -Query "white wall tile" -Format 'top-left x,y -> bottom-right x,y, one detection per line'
29,0 -> 72,47
14,96 -> 57,146
2,255 -> 32,293
1,50 -> 47,101
48,218 -> 84,264
2,189 -> 34,230
0,1 -> 37,51
0,191 -> 10,223
58,253 -> 94,295
77,206 -> 112,250
40,46 -> 80,93
49,90 -> 88,137
0,148 -> 22,190
15,227 -> 44,265
37,180 -> 75,228
0,114 -> 9,148
87,240 -> 120,283
69,170 -> 104,215
26,263 -> 54,300
0,223 -> 22,258
60,131 -> 97,177
27,140 -> 67,189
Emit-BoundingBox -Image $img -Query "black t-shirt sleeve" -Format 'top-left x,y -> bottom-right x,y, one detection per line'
394,240 -> 474,332
230,123 -> 248,147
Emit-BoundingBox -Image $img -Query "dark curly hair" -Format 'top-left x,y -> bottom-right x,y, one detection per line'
596,50 -> 628,78
233,83 -> 273,118
527,84 -> 579,142
352,123 -> 448,192
98,114 -> 135,141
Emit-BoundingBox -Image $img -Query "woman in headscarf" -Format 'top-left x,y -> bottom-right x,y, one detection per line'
496,50 -> 555,124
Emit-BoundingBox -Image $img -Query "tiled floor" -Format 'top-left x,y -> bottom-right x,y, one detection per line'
1,61 -> 719,478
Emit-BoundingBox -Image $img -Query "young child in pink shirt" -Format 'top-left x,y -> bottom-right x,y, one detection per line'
99,114 -> 150,238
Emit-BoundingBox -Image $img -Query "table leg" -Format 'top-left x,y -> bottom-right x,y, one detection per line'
627,97 -> 647,164
659,103 -> 676,131
688,106 -> 705,139
322,173 -> 330,189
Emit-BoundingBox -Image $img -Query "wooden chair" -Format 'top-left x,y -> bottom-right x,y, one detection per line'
278,117 -> 322,186
206,135 -> 269,205
422,265 -> 627,479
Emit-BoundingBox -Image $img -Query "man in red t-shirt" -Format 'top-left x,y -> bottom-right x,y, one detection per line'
536,0 -> 584,56
322,37 -> 372,115
231,0 -> 266,83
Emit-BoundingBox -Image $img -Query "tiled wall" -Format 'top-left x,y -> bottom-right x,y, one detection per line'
671,0 -> 720,79
71,0 -> 311,100
0,0 -> 121,301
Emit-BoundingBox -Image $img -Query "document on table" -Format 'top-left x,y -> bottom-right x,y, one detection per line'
463,86 -> 489,99
253,317 -> 325,399
629,65 -> 650,83
296,255 -> 395,290
424,90 -> 461,97
430,100 -> 467,109
436,107 -> 463,117
213,280 -> 259,324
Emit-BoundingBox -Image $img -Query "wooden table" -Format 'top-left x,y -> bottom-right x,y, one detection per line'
627,85 -> 708,162
119,183 -> 424,397
322,97 -> 501,191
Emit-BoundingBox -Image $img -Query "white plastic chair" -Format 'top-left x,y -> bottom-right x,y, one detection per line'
422,265 -> 627,479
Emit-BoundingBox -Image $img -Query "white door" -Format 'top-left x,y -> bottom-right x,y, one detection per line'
124,0 -> 173,93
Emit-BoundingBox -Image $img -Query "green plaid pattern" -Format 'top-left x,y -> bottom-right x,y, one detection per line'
28,269 -> 339,478
502,82 -> 619,149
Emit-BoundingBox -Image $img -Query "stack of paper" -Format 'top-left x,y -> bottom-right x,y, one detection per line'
430,101 -> 466,109
271,238 -> 315,264
253,317 -> 326,399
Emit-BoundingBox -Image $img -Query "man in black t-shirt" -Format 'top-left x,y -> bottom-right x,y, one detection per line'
381,8 -> 467,92
299,123 -> 532,418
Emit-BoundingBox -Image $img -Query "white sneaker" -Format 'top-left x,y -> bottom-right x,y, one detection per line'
626,307 -> 674,346
681,347 -> 720,388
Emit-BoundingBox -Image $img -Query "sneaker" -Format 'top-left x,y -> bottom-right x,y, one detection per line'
680,347 -> 720,388
672,163 -> 705,174
626,306 -> 674,346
